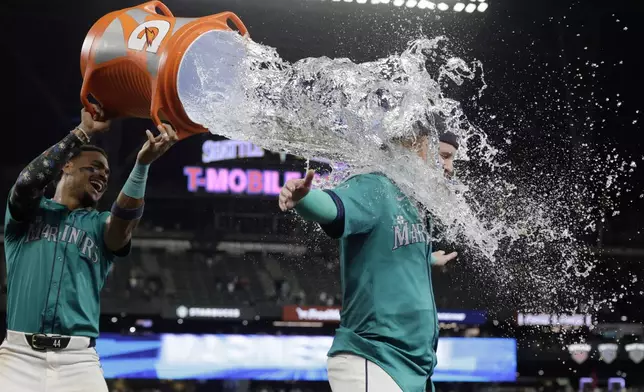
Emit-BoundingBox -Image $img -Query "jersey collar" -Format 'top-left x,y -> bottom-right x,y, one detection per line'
44,198 -> 94,213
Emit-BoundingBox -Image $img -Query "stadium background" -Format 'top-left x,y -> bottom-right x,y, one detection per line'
1,0 -> 644,391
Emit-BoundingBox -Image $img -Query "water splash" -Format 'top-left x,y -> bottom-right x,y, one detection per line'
179,31 -> 636,312
181,33 -> 502,255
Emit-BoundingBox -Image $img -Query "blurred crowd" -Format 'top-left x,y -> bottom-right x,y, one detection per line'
101,248 -> 343,309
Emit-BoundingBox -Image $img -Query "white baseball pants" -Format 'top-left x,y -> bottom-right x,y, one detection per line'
327,353 -> 403,392
0,330 -> 108,392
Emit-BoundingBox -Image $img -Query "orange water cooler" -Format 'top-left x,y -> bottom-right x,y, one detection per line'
80,1 -> 248,140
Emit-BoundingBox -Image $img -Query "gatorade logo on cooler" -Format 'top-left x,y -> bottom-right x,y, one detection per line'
127,20 -> 171,53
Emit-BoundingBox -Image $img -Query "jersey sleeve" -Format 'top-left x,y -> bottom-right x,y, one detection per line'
96,211 -> 132,260
4,198 -> 25,241
4,187 -> 43,241
320,174 -> 388,239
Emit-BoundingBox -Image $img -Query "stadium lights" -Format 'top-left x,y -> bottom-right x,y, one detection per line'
417,0 -> 436,9
322,0 -> 488,12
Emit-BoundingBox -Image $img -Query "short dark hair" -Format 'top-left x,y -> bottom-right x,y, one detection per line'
45,145 -> 109,196
69,144 -> 108,161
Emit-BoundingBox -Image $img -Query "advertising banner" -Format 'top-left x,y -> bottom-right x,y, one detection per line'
97,334 -> 517,382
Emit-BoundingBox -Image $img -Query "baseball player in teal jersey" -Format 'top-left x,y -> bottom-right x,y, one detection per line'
0,104 -> 178,392
278,131 -> 459,392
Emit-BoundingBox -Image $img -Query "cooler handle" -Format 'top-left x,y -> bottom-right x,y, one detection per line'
80,76 -> 96,117
139,1 -> 174,17
150,103 -> 164,130
150,106 -> 192,141
219,12 -> 249,37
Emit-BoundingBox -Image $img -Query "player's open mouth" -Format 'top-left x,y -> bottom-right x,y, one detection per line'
90,179 -> 105,193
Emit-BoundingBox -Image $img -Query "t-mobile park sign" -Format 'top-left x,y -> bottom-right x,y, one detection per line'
184,166 -> 304,196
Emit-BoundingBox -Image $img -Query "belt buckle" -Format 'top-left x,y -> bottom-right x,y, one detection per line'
31,334 -> 47,351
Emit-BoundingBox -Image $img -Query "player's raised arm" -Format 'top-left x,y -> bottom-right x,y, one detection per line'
103,124 -> 178,253
279,170 -> 337,219
8,105 -> 110,222
279,170 -> 384,239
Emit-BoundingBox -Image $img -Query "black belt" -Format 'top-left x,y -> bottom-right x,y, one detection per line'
25,333 -> 96,351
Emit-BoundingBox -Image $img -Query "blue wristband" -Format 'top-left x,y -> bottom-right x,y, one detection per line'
122,162 -> 149,199
111,203 -> 145,221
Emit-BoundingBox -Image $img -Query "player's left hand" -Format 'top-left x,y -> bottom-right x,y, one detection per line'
80,104 -> 111,134
136,124 -> 179,165
431,250 -> 458,266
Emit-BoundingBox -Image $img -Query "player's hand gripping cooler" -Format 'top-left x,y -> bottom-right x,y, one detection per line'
80,1 -> 248,140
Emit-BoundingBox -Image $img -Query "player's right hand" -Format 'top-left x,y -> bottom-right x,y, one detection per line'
79,104 -> 111,134
279,169 -> 314,211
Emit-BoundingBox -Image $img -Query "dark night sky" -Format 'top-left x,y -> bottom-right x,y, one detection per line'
0,0 -> 642,248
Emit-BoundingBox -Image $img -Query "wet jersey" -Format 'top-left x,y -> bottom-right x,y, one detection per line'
322,173 -> 438,392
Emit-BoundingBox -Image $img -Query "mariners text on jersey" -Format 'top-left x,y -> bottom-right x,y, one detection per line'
24,217 -> 103,263
392,215 -> 430,250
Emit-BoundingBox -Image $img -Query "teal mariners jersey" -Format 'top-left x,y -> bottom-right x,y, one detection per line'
4,195 -> 120,338
322,173 -> 438,392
